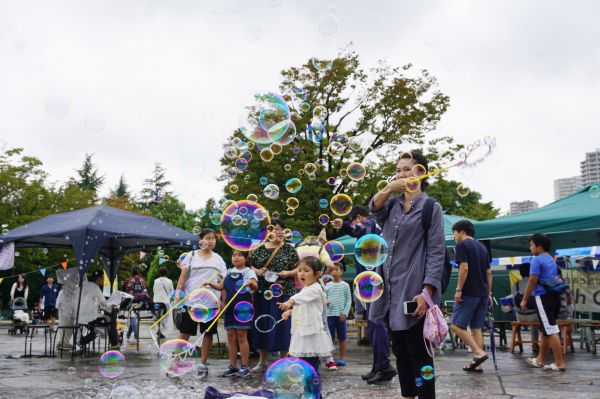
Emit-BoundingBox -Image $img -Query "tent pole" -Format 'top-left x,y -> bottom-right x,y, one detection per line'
71,274 -> 85,361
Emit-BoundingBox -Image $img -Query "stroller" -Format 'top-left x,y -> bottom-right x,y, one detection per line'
9,297 -> 29,335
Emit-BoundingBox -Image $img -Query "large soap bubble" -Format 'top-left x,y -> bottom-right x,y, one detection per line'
221,200 -> 271,251
354,234 -> 388,269
98,350 -> 125,379
233,301 -> 255,323
324,240 -> 345,262
187,288 -> 220,322
285,178 -> 303,193
239,93 -> 291,144
353,271 -> 384,303
329,194 -> 353,216
159,339 -> 196,377
264,357 -> 321,399
263,183 -> 280,200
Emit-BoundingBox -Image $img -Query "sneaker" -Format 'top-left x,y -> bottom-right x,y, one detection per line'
251,363 -> 267,373
336,358 -> 346,367
326,361 -> 338,371
236,365 -> 250,377
222,365 -> 239,377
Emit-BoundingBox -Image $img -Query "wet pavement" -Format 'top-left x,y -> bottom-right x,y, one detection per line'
0,321 -> 599,399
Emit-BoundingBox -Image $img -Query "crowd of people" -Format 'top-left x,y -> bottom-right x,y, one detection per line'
3,150 -> 572,399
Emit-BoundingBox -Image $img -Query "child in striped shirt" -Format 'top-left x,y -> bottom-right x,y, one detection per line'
325,263 -> 351,368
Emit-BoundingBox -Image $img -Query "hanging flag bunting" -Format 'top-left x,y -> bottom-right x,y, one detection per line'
0,277 -> 4,285
61,261 -> 68,269
39,267 -> 46,276
140,251 -> 146,260
102,270 -> 111,297
159,258 -> 166,265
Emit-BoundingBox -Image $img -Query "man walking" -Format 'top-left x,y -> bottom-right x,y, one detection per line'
521,233 -> 566,372
450,220 -> 492,373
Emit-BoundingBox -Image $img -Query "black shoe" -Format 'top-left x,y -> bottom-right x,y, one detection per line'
361,371 -> 375,381
367,367 -> 398,385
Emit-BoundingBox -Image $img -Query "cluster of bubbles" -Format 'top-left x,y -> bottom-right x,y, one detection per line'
264,357 -> 321,398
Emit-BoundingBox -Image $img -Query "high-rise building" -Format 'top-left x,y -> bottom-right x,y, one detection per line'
553,176 -> 583,200
581,148 -> 600,186
510,200 -> 539,215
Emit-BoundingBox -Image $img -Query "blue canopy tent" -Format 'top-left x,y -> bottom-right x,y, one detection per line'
0,205 -> 199,357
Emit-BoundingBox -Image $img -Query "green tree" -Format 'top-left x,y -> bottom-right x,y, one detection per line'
217,50 -> 463,238
427,178 -> 499,221
139,162 -> 172,206
110,174 -> 130,198
71,153 -> 104,194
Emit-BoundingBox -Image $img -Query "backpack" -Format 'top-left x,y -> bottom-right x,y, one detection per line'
388,196 -> 452,293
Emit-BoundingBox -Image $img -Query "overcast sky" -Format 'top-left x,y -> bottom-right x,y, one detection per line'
1,0 -> 598,214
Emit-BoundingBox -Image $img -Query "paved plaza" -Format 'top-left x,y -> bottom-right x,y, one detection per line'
1,321 -> 599,399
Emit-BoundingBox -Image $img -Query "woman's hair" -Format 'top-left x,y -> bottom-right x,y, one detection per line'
233,249 -> 249,260
199,228 -> 216,239
298,256 -> 324,275
132,266 -> 140,276
272,220 -> 285,229
17,273 -> 27,288
159,266 -> 168,277
400,150 -> 430,191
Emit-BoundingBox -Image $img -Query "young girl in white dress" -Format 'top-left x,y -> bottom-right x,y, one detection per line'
278,256 -> 334,397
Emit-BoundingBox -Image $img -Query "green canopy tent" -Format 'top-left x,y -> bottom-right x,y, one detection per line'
474,185 -> 600,258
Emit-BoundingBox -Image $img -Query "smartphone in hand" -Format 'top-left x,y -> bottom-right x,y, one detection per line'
403,301 -> 418,315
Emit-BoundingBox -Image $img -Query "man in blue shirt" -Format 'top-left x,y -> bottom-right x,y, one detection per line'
450,220 -> 492,373
39,274 -> 60,329
520,233 -> 566,372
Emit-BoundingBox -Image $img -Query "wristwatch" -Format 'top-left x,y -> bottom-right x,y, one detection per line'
455,289 -> 462,293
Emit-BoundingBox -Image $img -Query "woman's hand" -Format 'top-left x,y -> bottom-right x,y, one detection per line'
331,218 -> 343,230
202,279 -> 211,287
278,270 -> 289,278
281,310 -> 292,320
410,294 -> 428,318
387,178 -> 407,193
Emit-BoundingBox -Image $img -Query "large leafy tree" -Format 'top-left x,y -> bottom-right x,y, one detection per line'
216,50 -> 466,237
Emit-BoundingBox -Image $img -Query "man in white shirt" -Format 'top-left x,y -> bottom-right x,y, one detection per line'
79,270 -> 118,348
56,268 -> 80,350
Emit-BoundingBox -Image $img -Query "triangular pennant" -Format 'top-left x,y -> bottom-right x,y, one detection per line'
0,277 -> 4,285
61,261 -> 68,269
103,270 -> 111,297
140,251 -> 146,260
40,267 -> 46,276
159,258 -> 166,265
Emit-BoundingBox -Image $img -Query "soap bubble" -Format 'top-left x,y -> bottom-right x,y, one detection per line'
590,184 -> 600,199
233,301 -> 255,323
318,13 -> 338,36
321,274 -> 333,285
260,176 -> 269,185
324,240 -> 345,262
301,102 -> 311,112
210,212 -> 223,226
400,151 -> 413,161
339,169 -> 348,178
99,350 -> 125,379
264,357 -> 320,398
239,93 -> 291,144
456,184 -> 470,198
327,141 -> 345,157
270,283 -> 283,298
327,177 -> 336,186
272,211 -> 280,219
330,194 -> 353,216
311,57 -> 333,72
264,184 -> 280,200
235,158 -> 248,171
225,146 -> 238,159
110,384 -> 141,399
421,365 -> 435,380
273,121 -> 297,146
286,208 -> 295,216
284,164 -> 292,171
306,122 -> 325,143
45,96 -> 71,119
415,377 -> 423,387
229,184 -> 239,194
286,197 -> 300,209
376,180 -> 389,192
261,148 -> 275,162
347,162 -> 366,181
354,234 -> 388,269
285,178 -> 303,193
67,367 -> 76,375
304,163 -> 317,174
318,214 -> 330,226
319,198 -> 329,208
221,200 -> 270,251
159,339 -> 196,377
264,290 -> 273,300
246,193 -> 258,203
290,231 -> 303,244
353,271 -> 384,303
312,105 -> 327,121
270,142 -> 283,155
298,169 -> 305,176
187,288 -> 220,322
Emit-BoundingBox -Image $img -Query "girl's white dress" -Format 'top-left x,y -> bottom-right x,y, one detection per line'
288,282 -> 334,357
